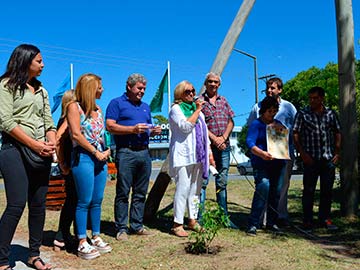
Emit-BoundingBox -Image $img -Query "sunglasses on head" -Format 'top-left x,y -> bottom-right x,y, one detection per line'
184,89 -> 196,95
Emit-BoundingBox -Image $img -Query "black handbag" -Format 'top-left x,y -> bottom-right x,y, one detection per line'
17,144 -> 52,171
15,90 -> 52,171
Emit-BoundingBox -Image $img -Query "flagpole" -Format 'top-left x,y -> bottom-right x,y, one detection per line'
70,63 -> 74,89
167,61 -> 171,114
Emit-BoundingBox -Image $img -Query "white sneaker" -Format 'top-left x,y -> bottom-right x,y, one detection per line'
77,241 -> 100,260
91,236 -> 112,253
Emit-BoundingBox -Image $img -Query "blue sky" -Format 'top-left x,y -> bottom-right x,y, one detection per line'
0,0 -> 359,126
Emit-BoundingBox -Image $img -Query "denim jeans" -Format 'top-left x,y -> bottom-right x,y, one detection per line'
200,145 -> 230,215
302,159 -> 335,223
71,148 -> 107,239
114,148 -> 151,233
0,143 -> 50,266
248,163 -> 284,229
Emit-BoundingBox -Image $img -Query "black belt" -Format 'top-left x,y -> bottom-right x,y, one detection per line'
119,145 -> 148,151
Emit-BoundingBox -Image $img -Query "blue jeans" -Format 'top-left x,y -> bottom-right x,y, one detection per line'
114,148 -> 151,233
302,159 -> 335,223
201,145 -> 230,215
248,163 -> 284,228
71,148 -> 107,239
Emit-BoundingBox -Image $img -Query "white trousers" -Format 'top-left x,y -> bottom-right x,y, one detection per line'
173,163 -> 203,224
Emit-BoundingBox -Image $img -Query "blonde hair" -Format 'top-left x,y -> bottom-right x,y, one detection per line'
60,89 -> 75,118
74,73 -> 101,117
173,80 -> 195,105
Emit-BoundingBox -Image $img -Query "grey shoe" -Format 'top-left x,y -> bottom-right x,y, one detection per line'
116,231 -> 129,241
134,228 -> 153,236
246,226 -> 257,236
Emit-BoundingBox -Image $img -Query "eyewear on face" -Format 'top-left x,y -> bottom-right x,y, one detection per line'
184,89 -> 196,95
207,80 -> 219,84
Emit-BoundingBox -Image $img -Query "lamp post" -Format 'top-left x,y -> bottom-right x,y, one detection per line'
233,48 -> 258,103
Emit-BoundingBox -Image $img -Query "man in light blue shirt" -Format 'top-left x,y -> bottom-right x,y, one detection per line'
247,77 -> 297,227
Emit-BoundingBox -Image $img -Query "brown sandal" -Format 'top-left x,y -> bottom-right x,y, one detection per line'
27,257 -> 52,270
188,222 -> 205,233
171,226 -> 188,237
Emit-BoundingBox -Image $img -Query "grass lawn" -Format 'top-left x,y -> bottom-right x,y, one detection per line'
0,173 -> 359,270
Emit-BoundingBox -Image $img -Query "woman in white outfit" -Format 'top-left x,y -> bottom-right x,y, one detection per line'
169,80 -> 215,237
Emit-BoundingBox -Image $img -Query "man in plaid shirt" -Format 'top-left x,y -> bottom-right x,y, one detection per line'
293,86 -> 341,231
199,72 -> 236,227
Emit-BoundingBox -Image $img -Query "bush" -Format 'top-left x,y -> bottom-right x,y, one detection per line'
186,204 -> 230,254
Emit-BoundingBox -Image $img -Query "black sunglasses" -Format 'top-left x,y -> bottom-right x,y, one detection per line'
207,79 -> 219,84
184,89 -> 196,95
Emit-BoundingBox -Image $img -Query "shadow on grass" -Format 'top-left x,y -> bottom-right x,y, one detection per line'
9,244 -> 28,268
286,186 -> 360,259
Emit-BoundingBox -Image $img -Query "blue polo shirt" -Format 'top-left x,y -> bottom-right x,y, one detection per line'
105,93 -> 152,147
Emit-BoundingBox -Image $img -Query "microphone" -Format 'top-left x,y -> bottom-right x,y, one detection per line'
193,96 -> 199,102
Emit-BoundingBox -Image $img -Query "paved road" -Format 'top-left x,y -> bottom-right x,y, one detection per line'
150,167 -> 304,181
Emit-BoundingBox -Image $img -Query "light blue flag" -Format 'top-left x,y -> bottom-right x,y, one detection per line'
51,73 -> 71,114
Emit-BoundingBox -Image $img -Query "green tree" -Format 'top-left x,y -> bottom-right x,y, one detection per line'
152,115 -> 168,125
237,125 -> 250,157
282,63 -> 341,111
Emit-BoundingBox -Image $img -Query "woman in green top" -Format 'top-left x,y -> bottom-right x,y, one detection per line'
0,44 -> 56,270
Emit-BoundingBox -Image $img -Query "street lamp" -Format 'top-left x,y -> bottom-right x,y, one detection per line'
233,48 -> 258,103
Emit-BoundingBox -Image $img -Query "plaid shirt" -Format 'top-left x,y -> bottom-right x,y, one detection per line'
200,92 -> 234,145
293,106 -> 340,160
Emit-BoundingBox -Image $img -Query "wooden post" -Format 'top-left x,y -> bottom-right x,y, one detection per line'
335,0 -> 359,216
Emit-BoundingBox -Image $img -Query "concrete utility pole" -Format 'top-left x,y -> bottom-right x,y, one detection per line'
335,0 -> 359,216
144,0 -> 256,221
200,0 -> 256,94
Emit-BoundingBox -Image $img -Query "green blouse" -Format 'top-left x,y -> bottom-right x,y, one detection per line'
0,79 -> 56,141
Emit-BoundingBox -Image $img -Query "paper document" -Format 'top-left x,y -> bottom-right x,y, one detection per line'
266,125 -> 290,160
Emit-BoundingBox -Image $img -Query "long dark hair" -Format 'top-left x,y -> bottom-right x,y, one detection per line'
0,44 -> 42,94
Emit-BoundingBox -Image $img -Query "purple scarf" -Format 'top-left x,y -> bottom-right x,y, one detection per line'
195,116 -> 209,179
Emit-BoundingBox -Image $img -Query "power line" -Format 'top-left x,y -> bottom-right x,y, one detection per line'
0,38 -> 201,73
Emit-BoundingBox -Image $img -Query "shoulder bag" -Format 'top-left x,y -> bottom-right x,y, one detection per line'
17,90 -> 52,171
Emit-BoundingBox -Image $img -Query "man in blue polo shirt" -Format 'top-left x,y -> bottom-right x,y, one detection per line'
106,73 -> 161,241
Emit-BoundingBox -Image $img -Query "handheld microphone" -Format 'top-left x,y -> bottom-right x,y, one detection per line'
193,96 -> 199,102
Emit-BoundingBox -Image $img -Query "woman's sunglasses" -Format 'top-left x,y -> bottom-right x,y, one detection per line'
184,89 -> 196,95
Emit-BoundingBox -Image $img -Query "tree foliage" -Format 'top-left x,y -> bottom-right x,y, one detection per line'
282,61 -> 360,113
152,114 -> 168,125
237,125 -> 250,157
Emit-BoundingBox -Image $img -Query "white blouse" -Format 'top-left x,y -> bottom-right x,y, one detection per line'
168,104 -> 208,177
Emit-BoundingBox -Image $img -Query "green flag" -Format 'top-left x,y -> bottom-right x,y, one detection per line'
150,69 -> 168,113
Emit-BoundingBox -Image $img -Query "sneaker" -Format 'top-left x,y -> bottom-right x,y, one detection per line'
320,219 -> 338,231
77,241 -> 100,260
91,236 -> 112,253
134,228 -> 153,236
266,224 -> 281,232
116,231 -> 129,241
266,224 -> 285,235
246,226 -> 257,236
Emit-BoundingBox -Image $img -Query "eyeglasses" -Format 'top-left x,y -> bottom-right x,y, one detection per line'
207,79 -> 219,84
184,89 -> 196,95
